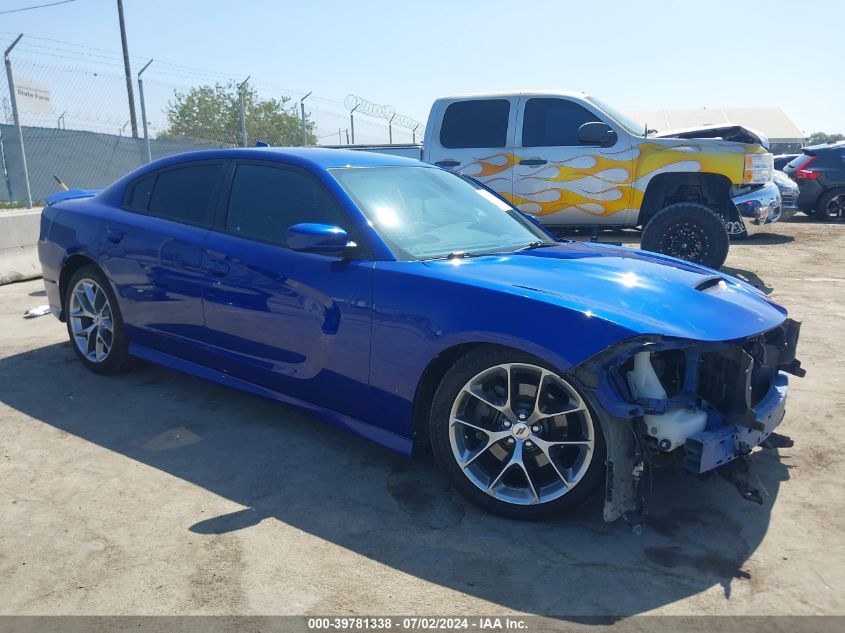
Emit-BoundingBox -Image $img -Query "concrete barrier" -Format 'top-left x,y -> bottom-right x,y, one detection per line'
0,208 -> 42,285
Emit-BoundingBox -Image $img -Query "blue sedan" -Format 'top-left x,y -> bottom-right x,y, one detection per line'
38,148 -> 803,522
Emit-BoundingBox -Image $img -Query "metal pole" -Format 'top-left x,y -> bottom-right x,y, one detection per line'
412,124 -> 420,144
4,34 -> 31,209
299,91 -> 311,147
137,58 -> 153,162
350,103 -> 360,145
345,129 -> 349,145
388,114 -> 395,144
57,111 -> 65,129
116,0 -> 138,138
238,76 -> 250,148
338,128 -> 341,144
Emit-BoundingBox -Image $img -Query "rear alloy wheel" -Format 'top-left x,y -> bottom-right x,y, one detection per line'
640,202 -> 730,269
430,348 -> 605,519
817,189 -> 845,220
65,266 -> 130,374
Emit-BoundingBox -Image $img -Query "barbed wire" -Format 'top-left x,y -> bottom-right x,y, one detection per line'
344,94 -> 423,134
392,113 -> 424,132
344,94 -> 394,120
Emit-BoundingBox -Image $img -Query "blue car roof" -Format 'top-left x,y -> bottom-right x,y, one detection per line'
147,147 -> 427,170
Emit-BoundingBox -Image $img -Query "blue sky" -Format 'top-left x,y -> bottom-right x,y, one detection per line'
2,0 -> 842,139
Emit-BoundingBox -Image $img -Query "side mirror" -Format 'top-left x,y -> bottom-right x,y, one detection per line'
287,223 -> 349,253
578,122 -> 617,147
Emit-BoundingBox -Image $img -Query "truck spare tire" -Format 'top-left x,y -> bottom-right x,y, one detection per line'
640,203 -> 730,269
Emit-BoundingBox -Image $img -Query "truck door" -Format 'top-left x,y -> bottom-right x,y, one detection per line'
512,96 -> 635,227
425,97 -> 518,204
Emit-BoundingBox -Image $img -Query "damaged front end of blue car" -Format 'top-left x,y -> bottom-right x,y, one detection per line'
569,318 -> 804,526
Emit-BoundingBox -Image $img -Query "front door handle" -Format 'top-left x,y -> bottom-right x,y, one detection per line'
105,228 -> 124,244
434,159 -> 460,168
519,158 -> 548,166
208,259 -> 230,277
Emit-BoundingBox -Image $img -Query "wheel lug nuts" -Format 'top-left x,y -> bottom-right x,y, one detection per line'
507,438 -> 515,445
525,440 -> 533,448
518,412 -> 526,420
531,425 -> 541,433
503,420 -> 512,428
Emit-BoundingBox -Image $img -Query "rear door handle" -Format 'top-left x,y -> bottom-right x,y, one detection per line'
434,159 -> 460,168
105,228 -> 124,244
208,259 -> 230,277
519,158 -> 548,166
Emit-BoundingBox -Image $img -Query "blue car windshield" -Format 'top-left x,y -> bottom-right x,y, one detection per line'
330,166 -> 554,261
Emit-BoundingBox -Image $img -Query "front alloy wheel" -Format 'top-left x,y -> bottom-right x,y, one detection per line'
431,349 -> 605,519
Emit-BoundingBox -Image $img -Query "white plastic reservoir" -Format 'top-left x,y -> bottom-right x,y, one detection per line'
628,352 -> 707,451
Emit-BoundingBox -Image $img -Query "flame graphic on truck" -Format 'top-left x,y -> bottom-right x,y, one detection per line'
460,141 -> 750,219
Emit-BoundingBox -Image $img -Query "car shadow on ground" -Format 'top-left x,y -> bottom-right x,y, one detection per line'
0,342 -> 794,617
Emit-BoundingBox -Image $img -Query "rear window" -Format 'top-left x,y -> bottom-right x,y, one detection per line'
146,163 -> 222,225
439,99 -> 510,149
125,174 -> 155,212
786,153 -> 814,170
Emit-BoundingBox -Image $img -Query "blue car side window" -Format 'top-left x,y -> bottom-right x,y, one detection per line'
225,164 -> 347,247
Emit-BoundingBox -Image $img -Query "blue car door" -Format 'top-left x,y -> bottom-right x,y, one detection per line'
99,161 -> 225,362
200,160 -> 375,423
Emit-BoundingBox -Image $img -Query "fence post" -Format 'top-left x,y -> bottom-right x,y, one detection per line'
238,76 -> 250,148
4,34 -> 32,209
300,91 -> 311,147
350,103 -> 360,145
389,114 -> 395,144
412,124 -> 420,144
137,59 -> 153,163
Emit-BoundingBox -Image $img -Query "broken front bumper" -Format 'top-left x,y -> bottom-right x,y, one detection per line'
731,181 -> 782,236
571,318 -> 803,524
683,372 -> 787,474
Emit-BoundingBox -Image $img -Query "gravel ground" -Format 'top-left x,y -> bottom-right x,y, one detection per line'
0,217 -> 843,619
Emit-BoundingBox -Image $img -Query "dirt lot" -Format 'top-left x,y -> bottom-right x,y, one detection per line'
0,217 -> 843,619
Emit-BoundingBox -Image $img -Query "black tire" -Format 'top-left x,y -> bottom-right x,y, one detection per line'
429,346 -> 606,520
64,265 -> 131,374
640,202 -> 730,269
816,188 -> 845,221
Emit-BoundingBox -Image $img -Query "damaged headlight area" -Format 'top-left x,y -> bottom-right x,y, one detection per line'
570,319 -> 804,526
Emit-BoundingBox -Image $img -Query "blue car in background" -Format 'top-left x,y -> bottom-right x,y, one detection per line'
38,148 -> 803,523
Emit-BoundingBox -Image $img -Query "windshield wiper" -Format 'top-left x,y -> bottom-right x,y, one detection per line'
515,241 -> 555,252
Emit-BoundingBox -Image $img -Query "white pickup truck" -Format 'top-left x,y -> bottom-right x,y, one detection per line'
344,91 -> 781,269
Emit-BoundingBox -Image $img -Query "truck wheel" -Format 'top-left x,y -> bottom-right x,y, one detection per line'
640,203 -> 730,269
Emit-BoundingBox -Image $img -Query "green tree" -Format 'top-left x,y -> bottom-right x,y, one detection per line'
806,131 -> 844,145
158,82 -> 316,146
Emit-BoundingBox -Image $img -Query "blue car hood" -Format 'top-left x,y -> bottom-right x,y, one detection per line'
422,242 -> 787,342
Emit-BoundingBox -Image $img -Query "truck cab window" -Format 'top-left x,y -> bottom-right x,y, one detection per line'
440,99 -> 510,149
522,98 -> 601,147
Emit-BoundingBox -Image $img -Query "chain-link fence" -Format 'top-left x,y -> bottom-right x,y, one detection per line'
1,32 -> 424,206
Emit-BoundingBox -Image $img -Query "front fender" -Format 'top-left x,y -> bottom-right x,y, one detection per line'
368,262 -> 638,446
